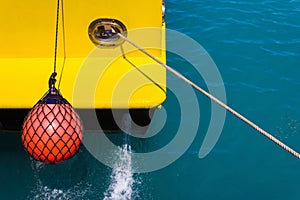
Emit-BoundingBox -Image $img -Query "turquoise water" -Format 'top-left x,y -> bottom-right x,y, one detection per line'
1,0 -> 300,199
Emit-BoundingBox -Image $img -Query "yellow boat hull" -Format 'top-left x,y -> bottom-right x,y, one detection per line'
0,0 -> 166,110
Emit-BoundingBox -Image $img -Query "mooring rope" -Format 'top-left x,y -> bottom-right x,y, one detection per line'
118,33 -> 300,159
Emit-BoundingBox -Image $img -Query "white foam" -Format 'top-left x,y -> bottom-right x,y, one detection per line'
103,144 -> 137,200
28,180 -> 92,200
27,159 -> 92,200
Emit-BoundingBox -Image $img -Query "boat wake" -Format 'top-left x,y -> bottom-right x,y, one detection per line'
104,113 -> 140,200
103,143 -> 139,200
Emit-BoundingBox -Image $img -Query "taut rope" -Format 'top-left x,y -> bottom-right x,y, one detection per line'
118,33 -> 300,159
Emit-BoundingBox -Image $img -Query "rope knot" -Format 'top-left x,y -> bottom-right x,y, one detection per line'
48,72 -> 57,91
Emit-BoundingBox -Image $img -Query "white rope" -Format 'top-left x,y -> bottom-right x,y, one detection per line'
118,33 -> 300,159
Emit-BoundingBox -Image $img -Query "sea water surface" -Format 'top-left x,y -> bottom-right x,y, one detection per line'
1,0 -> 300,199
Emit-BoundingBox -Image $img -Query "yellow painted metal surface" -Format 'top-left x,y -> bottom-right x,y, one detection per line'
0,0 -> 166,109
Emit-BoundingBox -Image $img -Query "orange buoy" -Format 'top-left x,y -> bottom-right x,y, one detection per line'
21,84 -> 83,164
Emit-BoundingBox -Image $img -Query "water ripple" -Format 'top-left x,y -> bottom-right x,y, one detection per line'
238,82 -> 278,93
260,46 -> 300,57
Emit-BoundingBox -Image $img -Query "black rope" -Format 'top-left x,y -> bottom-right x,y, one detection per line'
57,0 -> 66,90
51,0 -> 66,90
53,0 -> 60,74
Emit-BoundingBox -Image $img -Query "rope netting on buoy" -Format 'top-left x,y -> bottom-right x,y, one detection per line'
22,86 -> 83,164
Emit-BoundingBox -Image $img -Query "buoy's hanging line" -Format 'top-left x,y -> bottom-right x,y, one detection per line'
53,0 -> 66,90
57,0 -> 66,89
53,0 -> 60,74
117,33 -> 300,159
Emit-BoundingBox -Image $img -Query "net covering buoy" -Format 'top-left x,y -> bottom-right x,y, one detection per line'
21,88 -> 83,164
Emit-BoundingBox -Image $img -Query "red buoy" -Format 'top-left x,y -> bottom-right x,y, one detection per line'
22,82 -> 83,164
